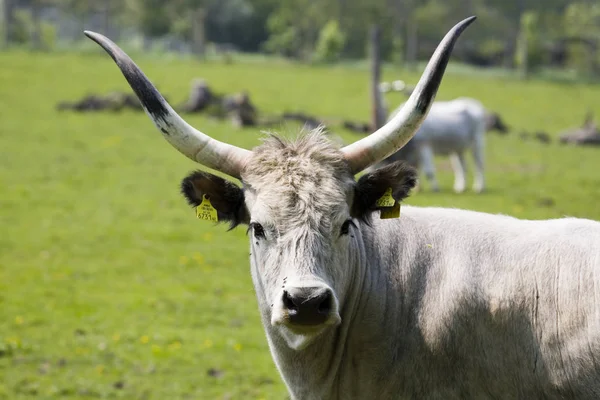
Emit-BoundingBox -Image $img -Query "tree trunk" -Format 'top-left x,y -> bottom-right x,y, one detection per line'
77,12 -> 86,43
191,7 -> 206,58
589,42 -> 599,79
31,1 -> 41,50
337,0 -> 345,22
404,0 -> 418,71
390,0 -> 405,64
516,30 -> 528,79
370,24 -> 386,130
1,0 -> 9,48
504,0 -> 526,69
102,0 -> 110,35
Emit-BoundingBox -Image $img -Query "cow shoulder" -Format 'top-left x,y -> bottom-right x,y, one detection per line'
352,161 -> 417,221
180,170 -> 249,228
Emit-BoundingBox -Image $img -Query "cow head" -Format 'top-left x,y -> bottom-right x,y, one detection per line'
180,132 -> 418,349
484,111 -> 509,134
84,16 -> 475,350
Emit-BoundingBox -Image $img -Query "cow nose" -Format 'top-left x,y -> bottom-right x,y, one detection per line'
282,287 -> 333,326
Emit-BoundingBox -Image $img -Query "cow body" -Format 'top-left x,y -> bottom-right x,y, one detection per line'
267,204 -> 600,399
377,97 -> 491,193
84,17 -> 600,400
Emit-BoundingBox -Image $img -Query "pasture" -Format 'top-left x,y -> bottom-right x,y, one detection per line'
1,49 -> 600,399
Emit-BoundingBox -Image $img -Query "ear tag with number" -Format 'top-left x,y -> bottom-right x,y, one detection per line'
377,187 -> 401,219
380,202 -> 401,219
196,195 -> 219,222
376,188 -> 396,207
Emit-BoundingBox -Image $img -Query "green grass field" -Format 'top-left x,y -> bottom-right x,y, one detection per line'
1,49 -> 600,399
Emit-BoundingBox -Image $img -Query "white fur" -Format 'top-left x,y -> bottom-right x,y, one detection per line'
236,132 -> 600,399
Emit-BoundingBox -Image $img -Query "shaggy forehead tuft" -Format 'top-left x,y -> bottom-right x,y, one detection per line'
242,128 -> 354,232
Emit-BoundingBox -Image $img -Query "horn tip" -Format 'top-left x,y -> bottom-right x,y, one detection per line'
83,30 -> 98,39
461,16 -> 477,28
83,30 -> 107,46
83,30 -> 121,63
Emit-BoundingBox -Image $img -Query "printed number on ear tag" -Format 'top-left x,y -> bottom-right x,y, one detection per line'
196,195 -> 219,222
376,188 -> 396,208
380,202 -> 401,219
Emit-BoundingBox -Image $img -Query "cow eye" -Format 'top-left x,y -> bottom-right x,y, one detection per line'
340,219 -> 354,236
250,222 -> 265,239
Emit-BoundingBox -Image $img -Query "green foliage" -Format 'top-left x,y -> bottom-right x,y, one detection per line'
62,0 -> 93,15
313,20 -> 346,63
414,0 -> 450,42
41,22 -> 57,51
478,38 -> 505,61
515,11 -> 546,77
263,0 -> 334,60
391,35 -> 404,64
137,0 -> 172,37
563,2 -> 600,76
170,16 -> 192,41
1,0 -> 600,77
11,9 -> 33,45
564,2 -> 600,38
263,12 -> 300,58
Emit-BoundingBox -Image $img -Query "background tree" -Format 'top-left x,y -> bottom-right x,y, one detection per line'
1,0 -> 598,79
563,2 -> 600,77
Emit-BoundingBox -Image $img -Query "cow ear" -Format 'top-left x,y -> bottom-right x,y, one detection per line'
180,171 -> 249,229
351,161 -> 417,221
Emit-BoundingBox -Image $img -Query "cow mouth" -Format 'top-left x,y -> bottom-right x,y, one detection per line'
274,311 -> 342,345
275,316 -> 341,351
283,313 -> 342,334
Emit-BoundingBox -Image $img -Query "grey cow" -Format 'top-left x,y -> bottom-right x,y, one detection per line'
373,96 -> 508,193
85,16 -> 600,400
375,97 -> 490,193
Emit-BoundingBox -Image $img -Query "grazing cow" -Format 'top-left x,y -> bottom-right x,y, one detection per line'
535,131 -> 552,144
221,91 -> 258,127
56,92 -> 143,112
56,94 -> 111,112
483,110 -> 509,134
559,111 -> 600,146
372,96 -> 505,193
86,16 -> 600,400
177,78 -> 217,113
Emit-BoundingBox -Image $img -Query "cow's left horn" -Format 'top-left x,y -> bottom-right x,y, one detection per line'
84,31 -> 251,179
341,16 -> 476,174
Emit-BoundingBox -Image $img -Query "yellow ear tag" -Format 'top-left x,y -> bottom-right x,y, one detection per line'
376,187 -> 396,208
380,202 -> 401,219
196,195 -> 219,222
377,187 -> 401,219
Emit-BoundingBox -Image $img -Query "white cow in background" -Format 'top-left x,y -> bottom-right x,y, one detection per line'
372,95 -> 507,193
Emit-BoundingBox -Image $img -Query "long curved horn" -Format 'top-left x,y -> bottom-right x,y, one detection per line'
341,16 -> 476,174
84,31 -> 251,179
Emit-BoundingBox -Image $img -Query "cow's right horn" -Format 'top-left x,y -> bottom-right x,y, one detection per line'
84,31 -> 251,179
341,16 -> 476,174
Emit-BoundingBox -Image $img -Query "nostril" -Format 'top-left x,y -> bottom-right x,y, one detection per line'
281,287 -> 334,326
317,291 -> 332,314
282,290 -> 298,311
